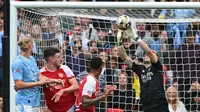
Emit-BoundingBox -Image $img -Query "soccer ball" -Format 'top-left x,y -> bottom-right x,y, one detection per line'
116,15 -> 131,31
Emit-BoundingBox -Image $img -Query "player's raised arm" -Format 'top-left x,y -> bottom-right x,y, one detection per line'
124,17 -> 158,64
116,15 -> 134,68
118,46 -> 133,69
136,40 -> 158,64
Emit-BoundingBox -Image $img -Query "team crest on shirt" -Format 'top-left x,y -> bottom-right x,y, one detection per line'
87,90 -> 92,94
14,69 -> 19,72
58,73 -> 64,78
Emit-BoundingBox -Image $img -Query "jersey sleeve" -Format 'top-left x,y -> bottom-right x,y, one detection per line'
132,61 -> 144,77
12,61 -> 23,80
151,60 -> 163,71
82,76 -> 96,98
61,65 -> 75,78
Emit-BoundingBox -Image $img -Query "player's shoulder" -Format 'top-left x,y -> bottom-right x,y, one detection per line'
60,65 -> 71,70
40,67 -> 46,72
60,65 -> 74,76
12,55 -> 23,65
86,74 -> 97,82
29,56 -> 36,61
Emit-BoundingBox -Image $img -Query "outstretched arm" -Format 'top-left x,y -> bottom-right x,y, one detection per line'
117,27 -> 134,68
82,85 -> 116,108
118,46 -> 134,68
126,25 -> 158,63
137,40 -> 158,63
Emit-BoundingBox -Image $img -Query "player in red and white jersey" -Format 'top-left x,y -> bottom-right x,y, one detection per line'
41,47 -> 79,112
75,57 -> 116,112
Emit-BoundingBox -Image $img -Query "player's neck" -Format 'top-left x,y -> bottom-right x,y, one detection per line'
46,63 -> 57,72
20,51 -> 31,59
90,70 -> 100,80
145,63 -> 151,68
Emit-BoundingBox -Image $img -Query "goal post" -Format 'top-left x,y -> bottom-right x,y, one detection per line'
10,1 -> 200,112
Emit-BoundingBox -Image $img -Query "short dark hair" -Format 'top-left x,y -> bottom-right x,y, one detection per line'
187,30 -> 196,37
90,57 -> 103,69
43,47 -> 60,62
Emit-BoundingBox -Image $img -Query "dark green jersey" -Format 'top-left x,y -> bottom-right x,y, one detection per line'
132,60 -> 168,110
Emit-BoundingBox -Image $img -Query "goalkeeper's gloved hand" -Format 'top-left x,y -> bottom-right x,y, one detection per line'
117,29 -> 124,46
126,26 -> 141,43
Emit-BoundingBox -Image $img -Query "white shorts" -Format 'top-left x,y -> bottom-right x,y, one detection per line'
67,104 -> 75,112
16,104 -> 40,112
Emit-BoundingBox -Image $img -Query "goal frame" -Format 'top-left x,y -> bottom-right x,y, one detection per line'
10,1 -> 200,111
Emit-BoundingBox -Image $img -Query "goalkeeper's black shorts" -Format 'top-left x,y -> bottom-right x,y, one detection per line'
144,103 -> 169,112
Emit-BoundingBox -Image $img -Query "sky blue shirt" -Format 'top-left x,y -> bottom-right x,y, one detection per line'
12,55 -> 40,107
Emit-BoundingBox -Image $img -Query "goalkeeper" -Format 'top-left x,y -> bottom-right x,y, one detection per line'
117,16 -> 169,112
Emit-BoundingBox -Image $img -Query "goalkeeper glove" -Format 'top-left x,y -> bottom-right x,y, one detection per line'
116,29 -> 124,46
126,26 -> 141,43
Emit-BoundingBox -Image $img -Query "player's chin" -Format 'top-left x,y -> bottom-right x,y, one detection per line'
57,64 -> 61,68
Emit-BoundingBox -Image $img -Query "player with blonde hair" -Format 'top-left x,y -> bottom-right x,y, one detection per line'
12,36 -> 62,112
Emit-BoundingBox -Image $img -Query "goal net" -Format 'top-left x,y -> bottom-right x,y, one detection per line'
12,2 -> 200,112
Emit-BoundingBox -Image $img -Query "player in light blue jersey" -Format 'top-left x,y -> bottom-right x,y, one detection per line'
12,36 -> 63,112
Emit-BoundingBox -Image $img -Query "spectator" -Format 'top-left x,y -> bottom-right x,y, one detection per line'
166,86 -> 187,112
65,37 -> 86,77
96,28 -> 110,50
50,16 -> 63,46
110,45 -> 119,58
160,30 -> 170,65
40,16 -> 55,40
159,8 -> 195,49
0,92 -> 2,112
185,81 -> 200,111
98,51 -> 108,92
76,58 -> 91,83
150,24 -> 162,56
107,72 -> 135,112
171,30 -> 200,111
106,56 -> 121,85
84,40 -> 98,59
19,19 -> 32,38
41,47 -> 79,112
31,24 -> 44,68
72,25 -> 82,39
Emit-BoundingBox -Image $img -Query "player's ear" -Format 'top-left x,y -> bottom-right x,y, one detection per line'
48,57 -> 54,63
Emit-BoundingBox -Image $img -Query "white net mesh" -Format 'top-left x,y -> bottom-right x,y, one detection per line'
17,8 -> 200,112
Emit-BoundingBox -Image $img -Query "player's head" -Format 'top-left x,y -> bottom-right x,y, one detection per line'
90,57 -> 103,74
17,36 -> 34,54
144,50 -> 158,64
144,54 -> 151,64
44,47 -> 62,68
